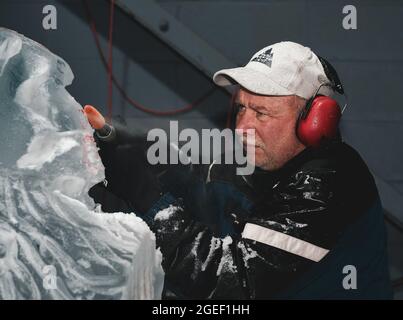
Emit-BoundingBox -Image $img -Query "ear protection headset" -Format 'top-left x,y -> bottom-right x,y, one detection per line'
296,56 -> 345,148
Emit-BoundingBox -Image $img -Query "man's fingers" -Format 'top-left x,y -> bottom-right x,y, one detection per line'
83,105 -> 106,130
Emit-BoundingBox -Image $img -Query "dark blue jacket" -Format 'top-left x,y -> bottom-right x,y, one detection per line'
89,125 -> 393,299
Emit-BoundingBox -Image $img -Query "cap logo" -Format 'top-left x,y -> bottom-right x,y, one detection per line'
251,48 -> 273,68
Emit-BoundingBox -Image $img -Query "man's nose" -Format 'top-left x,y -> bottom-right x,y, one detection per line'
236,108 -> 255,131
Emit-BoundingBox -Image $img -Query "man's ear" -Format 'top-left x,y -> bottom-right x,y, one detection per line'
293,96 -> 306,121
294,95 -> 307,109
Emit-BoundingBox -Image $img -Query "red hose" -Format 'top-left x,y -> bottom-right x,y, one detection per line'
82,0 -> 217,117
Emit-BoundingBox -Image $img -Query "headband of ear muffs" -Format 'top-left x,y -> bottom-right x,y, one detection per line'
296,56 -> 344,148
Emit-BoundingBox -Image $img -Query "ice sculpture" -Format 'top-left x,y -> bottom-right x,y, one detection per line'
0,28 -> 164,299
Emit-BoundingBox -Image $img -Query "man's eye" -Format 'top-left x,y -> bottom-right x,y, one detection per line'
256,111 -> 267,118
236,104 -> 246,112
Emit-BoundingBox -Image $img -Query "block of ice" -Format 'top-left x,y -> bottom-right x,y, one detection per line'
0,28 -> 164,300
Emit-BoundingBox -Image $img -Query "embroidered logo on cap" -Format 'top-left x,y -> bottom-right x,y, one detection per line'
251,48 -> 273,68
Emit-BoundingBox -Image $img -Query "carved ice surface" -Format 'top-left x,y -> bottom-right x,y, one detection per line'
0,28 -> 164,299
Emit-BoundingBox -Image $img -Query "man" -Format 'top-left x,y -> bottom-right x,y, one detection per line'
85,42 -> 392,299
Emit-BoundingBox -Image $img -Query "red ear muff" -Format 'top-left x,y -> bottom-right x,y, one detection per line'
297,95 -> 342,148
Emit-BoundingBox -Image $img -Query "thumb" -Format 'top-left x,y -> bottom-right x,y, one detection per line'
83,105 -> 106,130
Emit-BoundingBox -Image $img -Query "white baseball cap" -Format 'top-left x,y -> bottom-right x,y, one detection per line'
213,41 -> 334,100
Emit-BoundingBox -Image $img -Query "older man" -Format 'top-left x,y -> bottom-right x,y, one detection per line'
85,42 -> 392,299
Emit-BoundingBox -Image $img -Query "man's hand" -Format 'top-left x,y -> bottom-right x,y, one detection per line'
83,105 -> 106,130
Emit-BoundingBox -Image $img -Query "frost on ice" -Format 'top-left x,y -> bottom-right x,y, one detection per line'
0,28 -> 164,299
154,205 -> 179,221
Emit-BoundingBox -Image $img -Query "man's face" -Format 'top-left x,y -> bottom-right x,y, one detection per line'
235,87 -> 306,171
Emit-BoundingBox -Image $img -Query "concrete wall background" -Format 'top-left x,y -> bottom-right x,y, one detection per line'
1,0 -> 402,297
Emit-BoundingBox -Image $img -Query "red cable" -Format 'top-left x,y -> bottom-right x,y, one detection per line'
82,0 -> 217,116
107,0 -> 115,121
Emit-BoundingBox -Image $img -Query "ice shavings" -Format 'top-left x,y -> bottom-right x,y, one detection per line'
237,242 -> 258,268
154,205 -> 179,221
285,218 -> 308,229
189,234 -> 239,279
201,237 -> 221,272
190,231 -> 204,280
216,236 -> 237,276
